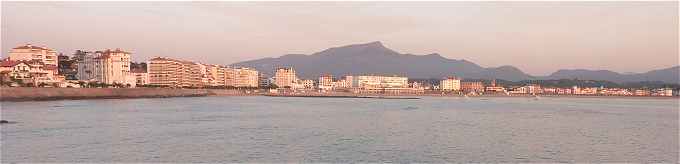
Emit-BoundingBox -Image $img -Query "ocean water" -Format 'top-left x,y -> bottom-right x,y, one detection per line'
1,96 -> 678,162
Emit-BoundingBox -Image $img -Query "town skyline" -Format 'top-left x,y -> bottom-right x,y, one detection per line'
2,1 -> 678,75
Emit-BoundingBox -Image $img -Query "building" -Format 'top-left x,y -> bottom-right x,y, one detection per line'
131,68 -> 148,86
75,50 -> 96,81
76,49 -> 135,86
274,67 -> 298,88
205,65 -> 226,87
485,79 -> 505,92
353,75 -> 422,94
232,67 -> 259,88
573,86 -> 598,95
634,89 -> 650,96
334,75 -> 353,89
148,57 -> 259,88
440,77 -> 461,91
651,88 -> 673,96
460,81 -> 484,93
599,88 -> 632,96
148,57 -> 195,87
258,73 -> 271,88
0,59 -> 56,85
300,79 -> 315,89
318,74 -> 335,90
8,44 -> 58,75
356,75 -> 408,89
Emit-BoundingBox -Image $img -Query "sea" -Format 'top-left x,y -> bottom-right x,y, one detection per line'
1,96 -> 678,163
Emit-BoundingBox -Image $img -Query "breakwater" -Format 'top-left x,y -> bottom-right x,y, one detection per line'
0,87 -> 252,101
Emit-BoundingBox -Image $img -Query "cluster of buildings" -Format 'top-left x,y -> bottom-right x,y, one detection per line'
147,57 -> 259,88
502,84 -> 674,96
1,44 -> 62,86
0,44 -> 676,97
0,44 -> 143,87
0,44 -> 263,88
272,68 -> 422,94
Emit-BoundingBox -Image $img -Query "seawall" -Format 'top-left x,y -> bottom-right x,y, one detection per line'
0,87 -> 252,101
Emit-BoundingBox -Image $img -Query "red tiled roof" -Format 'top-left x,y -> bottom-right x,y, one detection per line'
0,60 -> 28,67
0,59 -> 45,67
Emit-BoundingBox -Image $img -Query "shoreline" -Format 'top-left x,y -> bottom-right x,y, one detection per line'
1,87 -> 677,102
0,87 -> 255,102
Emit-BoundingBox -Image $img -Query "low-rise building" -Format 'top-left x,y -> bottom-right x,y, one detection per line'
461,81 -> 484,93
131,68 -> 148,86
0,59 -> 56,85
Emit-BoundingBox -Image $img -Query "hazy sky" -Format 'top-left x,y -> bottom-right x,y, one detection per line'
2,1 -> 677,75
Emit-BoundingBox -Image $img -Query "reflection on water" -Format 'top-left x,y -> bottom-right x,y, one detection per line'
1,96 -> 678,162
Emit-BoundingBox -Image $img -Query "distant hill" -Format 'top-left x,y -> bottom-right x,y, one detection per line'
232,41 -> 532,81
544,66 -> 679,84
231,41 -> 679,84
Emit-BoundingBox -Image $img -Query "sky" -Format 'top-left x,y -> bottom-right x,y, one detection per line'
1,1 -> 677,76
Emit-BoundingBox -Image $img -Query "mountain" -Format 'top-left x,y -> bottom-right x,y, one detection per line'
545,66 -> 680,84
231,41 -> 679,84
231,41 -> 533,81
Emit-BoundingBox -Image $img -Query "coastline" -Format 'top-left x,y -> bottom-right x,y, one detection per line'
0,87 -> 254,102
1,87 -> 676,102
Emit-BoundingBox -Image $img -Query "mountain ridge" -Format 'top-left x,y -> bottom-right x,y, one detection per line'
231,41 -> 679,84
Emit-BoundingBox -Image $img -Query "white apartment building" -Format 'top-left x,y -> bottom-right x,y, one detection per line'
76,49 -> 136,86
355,75 -> 408,89
440,77 -> 461,91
